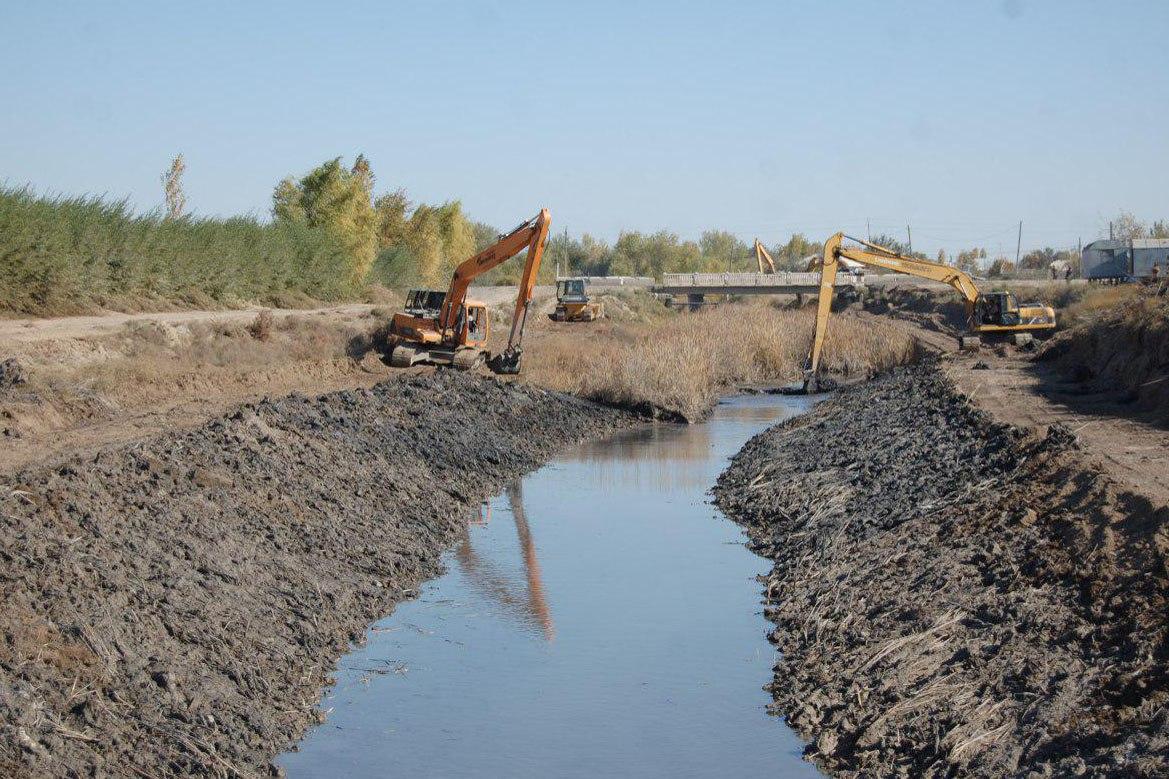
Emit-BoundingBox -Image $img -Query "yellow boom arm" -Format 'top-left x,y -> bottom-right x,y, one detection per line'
754,239 -> 777,274
806,232 -> 981,378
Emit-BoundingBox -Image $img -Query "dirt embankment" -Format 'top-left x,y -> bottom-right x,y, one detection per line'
1038,290 -> 1169,426
715,361 -> 1169,777
0,372 -> 633,778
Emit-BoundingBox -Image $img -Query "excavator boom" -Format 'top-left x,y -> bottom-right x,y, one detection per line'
754,239 -> 777,274
441,209 -> 551,334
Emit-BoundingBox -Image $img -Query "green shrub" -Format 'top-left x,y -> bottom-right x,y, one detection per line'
0,186 -> 357,316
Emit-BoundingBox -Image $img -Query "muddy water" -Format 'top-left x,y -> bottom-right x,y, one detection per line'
280,394 -> 821,778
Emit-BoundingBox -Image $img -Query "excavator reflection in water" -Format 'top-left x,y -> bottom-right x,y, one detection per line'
455,481 -> 555,641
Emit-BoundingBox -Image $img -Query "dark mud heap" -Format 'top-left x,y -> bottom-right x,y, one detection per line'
716,362 -> 1169,778
0,371 -> 631,777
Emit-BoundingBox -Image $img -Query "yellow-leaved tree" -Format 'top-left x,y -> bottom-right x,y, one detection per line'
272,155 -> 377,286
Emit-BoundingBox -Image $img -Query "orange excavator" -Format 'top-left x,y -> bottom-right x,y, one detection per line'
386,209 -> 551,375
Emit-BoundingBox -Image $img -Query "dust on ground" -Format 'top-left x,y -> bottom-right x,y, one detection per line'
0,371 -> 634,778
715,361 -> 1169,777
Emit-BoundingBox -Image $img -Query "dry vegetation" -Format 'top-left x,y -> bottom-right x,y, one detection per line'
520,298 -> 921,420
0,309 -> 392,469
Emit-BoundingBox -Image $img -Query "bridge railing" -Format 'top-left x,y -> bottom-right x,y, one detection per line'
560,275 -> 655,288
659,271 -> 865,288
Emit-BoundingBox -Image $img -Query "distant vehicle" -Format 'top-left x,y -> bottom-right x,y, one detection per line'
549,277 -> 603,322
753,239 -> 777,273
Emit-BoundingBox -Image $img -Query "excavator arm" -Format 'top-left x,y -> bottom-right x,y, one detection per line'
754,239 -> 777,274
805,233 -> 981,384
438,208 -> 551,374
440,209 -> 551,331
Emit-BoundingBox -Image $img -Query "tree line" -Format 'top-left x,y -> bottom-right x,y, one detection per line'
266,154 -> 832,287
4,151 -> 1164,317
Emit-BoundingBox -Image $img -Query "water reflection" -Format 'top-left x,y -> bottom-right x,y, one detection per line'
455,481 -> 555,640
569,395 -> 815,491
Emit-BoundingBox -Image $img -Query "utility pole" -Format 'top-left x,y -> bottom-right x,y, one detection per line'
1015,221 -> 1022,266
1110,221 -> 1114,241
866,218 -> 871,242
906,225 -> 913,256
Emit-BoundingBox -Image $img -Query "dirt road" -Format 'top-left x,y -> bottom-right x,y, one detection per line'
0,285 -> 551,346
0,304 -> 378,344
875,311 -> 1169,507
947,353 -> 1169,507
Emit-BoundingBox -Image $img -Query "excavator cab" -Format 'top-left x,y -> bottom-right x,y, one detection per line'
463,303 -> 489,347
976,292 -> 1022,327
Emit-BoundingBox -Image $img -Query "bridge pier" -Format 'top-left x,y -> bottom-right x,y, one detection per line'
687,293 -> 704,312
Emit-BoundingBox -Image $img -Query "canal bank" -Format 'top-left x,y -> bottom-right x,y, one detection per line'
715,361 -> 1169,777
0,372 -> 634,778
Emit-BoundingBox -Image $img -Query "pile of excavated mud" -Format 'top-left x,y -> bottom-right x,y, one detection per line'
716,361 -> 1169,777
0,371 -> 632,777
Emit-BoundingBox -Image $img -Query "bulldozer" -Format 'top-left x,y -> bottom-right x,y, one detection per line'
549,277 -> 603,322
803,233 -> 1056,389
386,209 -> 550,375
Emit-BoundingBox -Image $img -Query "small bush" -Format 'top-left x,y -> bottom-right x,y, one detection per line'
248,310 -> 274,342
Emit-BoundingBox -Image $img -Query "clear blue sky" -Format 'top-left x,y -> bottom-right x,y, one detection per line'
2,0 -> 1167,257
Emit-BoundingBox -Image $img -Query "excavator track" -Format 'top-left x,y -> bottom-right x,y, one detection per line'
389,346 -> 417,367
452,348 -> 485,371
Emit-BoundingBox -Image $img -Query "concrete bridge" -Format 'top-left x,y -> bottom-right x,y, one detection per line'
652,271 -> 866,308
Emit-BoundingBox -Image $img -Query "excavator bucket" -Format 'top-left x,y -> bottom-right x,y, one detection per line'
487,349 -> 523,375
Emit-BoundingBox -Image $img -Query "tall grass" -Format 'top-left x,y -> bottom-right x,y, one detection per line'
522,302 -> 920,420
0,186 -> 358,316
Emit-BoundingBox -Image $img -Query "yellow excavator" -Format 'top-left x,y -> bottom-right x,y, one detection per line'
549,277 -> 604,322
386,209 -> 550,375
803,233 -> 1056,388
753,239 -> 777,273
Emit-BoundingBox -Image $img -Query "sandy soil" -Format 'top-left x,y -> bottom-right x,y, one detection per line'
947,353 -> 1169,507
863,304 -> 1169,508
0,305 -> 378,345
